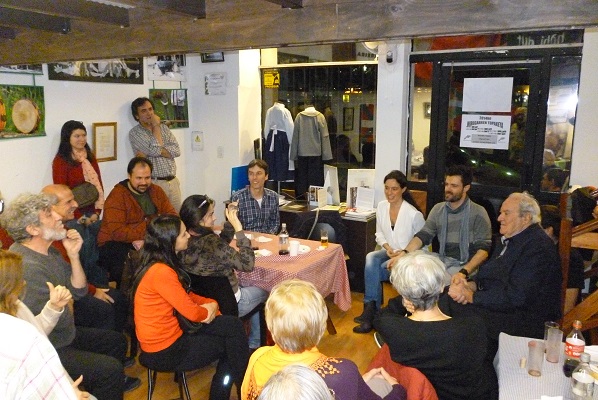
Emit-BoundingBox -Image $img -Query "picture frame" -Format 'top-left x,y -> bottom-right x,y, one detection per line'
0,84 -> 46,139
48,58 -> 143,84
424,102 -> 432,119
93,122 -> 117,162
148,89 -> 189,128
201,52 -> 225,63
343,107 -> 354,131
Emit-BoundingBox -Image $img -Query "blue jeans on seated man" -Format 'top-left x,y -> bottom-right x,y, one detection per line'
237,286 -> 269,349
364,249 -> 392,310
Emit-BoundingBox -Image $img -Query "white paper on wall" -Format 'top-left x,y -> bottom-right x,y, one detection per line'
460,114 -> 511,150
462,77 -> 513,112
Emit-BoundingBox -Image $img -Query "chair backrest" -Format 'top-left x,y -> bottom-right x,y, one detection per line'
367,344 -> 438,400
289,210 -> 347,251
308,222 -> 336,243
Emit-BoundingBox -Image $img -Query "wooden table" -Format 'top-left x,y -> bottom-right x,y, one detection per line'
495,332 -> 598,400
237,233 -> 352,313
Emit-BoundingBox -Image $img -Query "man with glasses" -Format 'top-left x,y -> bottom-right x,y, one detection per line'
231,159 -> 280,234
98,156 -> 177,286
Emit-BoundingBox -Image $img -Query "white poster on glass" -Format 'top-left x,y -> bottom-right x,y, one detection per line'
462,77 -> 513,112
460,114 -> 511,150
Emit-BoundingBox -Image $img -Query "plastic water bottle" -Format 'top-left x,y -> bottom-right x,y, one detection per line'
278,223 -> 289,255
564,320 -> 586,377
571,352 -> 594,399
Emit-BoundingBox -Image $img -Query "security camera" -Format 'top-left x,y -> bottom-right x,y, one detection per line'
386,50 -> 394,64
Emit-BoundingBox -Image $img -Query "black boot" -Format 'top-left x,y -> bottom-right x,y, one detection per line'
354,301 -> 376,323
353,301 -> 377,334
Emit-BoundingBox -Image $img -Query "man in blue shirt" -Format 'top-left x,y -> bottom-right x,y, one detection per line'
231,159 -> 280,234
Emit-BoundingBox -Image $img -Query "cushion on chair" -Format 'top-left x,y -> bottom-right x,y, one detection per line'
367,344 -> 438,400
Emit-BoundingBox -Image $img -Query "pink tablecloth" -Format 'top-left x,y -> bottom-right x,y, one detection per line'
237,233 -> 352,311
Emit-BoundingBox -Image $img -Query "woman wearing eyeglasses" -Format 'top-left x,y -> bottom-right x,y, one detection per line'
179,194 -> 268,351
133,215 -> 249,400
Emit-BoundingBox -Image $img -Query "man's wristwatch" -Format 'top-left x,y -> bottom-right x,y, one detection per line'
458,268 -> 469,279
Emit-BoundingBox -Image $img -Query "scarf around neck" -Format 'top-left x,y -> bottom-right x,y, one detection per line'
72,148 -> 104,212
438,197 -> 471,263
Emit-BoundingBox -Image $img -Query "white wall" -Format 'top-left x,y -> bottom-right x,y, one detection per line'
0,51 -> 262,221
570,28 -> 598,187
1,36 -> 597,209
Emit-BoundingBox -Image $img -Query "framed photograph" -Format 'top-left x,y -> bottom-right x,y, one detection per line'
343,107 -> 354,131
0,84 -> 46,139
48,58 -> 143,84
423,102 -> 431,119
201,52 -> 225,63
0,64 -> 43,75
93,122 -> 117,162
148,89 -> 189,128
146,54 -> 186,81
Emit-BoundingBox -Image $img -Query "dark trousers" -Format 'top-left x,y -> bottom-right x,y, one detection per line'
140,315 -> 249,400
74,289 -> 129,332
57,327 -> 127,400
99,241 -> 134,287
295,156 -> 324,200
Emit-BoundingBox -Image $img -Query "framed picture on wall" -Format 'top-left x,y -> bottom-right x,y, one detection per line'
343,107 -> 354,131
93,122 -> 117,162
148,89 -> 189,128
201,52 -> 225,63
48,58 -> 143,84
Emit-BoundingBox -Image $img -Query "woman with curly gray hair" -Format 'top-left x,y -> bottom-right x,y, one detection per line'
374,251 -> 494,400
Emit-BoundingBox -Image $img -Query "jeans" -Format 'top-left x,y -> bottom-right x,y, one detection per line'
363,249 -> 391,309
238,286 -> 269,349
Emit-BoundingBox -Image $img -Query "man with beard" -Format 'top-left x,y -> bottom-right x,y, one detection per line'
2,192 -> 140,398
98,156 -> 177,286
354,165 -> 491,334
43,184 -> 129,335
391,165 -> 492,279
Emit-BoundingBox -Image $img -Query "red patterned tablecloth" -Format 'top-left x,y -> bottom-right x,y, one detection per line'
237,233 -> 352,311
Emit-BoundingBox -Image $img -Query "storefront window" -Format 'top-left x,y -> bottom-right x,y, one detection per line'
261,62 -> 377,200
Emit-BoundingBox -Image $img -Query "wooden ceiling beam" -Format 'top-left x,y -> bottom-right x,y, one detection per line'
263,0 -> 303,9
0,25 -> 15,39
0,0 -> 130,27
0,6 -> 70,33
143,0 -> 206,19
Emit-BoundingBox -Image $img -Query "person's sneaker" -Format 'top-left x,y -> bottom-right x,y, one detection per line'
374,331 -> 385,348
123,356 -> 135,369
123,376 -> 141,393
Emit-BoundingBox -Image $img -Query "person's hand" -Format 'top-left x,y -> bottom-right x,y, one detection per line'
150,113 -> 161,128
47,282 -> 72,311
402,298 -> 415,314
450,272 -> 467,286
93,288 -> 114,304
132,240 -> 144,251
225,205 -> 243,232
362,367 -> 399,386
72,376 -> 91,399
448,280 -> 472,304
385,247 -> 400,258
84,213 -> 99,226
63,229 -> 83,258
200,302 -> 219,323
135,150 -> 146,157
362,367 -> 382,382
378,367 -> 399,386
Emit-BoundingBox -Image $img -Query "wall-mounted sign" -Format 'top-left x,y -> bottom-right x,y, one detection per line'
460,114 -> 511,150
263,70 -> 280,88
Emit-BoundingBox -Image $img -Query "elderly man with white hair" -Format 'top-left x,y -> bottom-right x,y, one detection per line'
448,192 -> 562,345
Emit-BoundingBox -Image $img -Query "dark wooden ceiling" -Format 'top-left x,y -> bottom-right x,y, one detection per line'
0,0 -> 597,65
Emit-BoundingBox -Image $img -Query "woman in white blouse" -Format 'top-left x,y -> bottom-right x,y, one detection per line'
353,170 -> 425,334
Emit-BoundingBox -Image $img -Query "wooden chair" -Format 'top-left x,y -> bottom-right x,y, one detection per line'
558,193 -> 598,340
367,344 -> 438,400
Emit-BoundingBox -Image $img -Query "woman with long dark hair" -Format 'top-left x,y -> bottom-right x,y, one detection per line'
179,194 -> 268,350
52,120 -> 104,222
133,215 -> 249,400
353,170 -> 425,333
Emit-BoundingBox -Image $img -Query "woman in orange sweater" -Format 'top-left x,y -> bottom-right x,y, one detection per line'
133,215 -> 249,400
